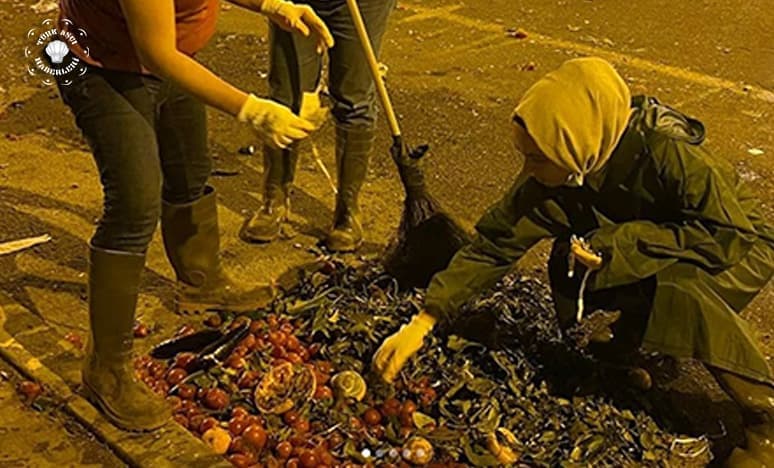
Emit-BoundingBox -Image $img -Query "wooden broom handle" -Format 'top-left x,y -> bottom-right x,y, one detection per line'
345,0 -> 402,138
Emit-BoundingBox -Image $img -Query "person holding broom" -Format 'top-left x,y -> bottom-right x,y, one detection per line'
240,0 -> 396,252
373,57 -> 774,464
56,0 -> 333,431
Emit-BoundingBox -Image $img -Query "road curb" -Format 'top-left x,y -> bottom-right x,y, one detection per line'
0,303 -> 231,468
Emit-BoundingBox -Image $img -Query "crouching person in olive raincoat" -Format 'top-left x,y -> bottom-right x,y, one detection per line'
373,57 -> 774,465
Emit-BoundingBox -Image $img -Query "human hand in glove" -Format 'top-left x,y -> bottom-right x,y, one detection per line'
259,0 -> 334,53
373,311 -> 436,383
570,235 -> 603,271
238,94 -> 315,149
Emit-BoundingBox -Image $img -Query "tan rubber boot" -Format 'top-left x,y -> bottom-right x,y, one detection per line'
241,145 -> 297,243
325,125 -> 374,252
711,367 -> 774,467
82,246 -> 170,431
161,186 -> 276,314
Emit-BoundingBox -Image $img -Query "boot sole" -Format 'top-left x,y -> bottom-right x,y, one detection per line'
325,239 -> 363,253
240,229 -> 280,243
81,381 -> 168,432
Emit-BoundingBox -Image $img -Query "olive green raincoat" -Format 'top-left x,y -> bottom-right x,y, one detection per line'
425,96 -> 774,384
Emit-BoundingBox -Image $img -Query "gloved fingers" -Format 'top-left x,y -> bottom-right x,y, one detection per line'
373,342 -> 398,381
289,14 -> 310,37
270,134 -> 289,149
382,353 -> 405,383
372,341 -> 393,372
284,125 -> 312,140
290,116 -> 316,133
300,6 -> 334,49
278,134 -> 294,147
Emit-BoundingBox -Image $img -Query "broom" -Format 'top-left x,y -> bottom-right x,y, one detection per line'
345,0 -> 471,289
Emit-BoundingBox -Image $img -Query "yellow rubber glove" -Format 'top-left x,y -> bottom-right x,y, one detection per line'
299,89 -> 329,131
238,94 -> 315,149
373,311 -> 437,383
259,0 -> 335,54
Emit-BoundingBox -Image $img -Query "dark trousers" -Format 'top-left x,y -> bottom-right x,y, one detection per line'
268,0 -> 396,128
547,239 -> 654,362
58,67 -> 211,253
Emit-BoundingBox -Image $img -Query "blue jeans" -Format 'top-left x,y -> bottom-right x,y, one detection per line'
268,0 -> 396,128
58,67 -> 211,253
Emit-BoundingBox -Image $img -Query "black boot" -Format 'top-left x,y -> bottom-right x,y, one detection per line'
162,186 -> 275,314
325,125 -> 374,252
711,367 -> 774,466
241,146 -> 298,243
82,246 -> 170,431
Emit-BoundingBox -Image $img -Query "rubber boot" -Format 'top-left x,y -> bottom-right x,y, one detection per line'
82,246 -> 170,431
325,125 -> 374,252
711,367 -> 774,466
162,186 -> 276,314
241,146 -> 297,243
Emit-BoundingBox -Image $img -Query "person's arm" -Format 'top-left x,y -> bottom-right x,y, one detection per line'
588,136 -> 759,290
119,0 -> 245,115
118,0 -> 315,148
227,0 -> 334,53
373,174 -> 569,382
424,175 -> 570,324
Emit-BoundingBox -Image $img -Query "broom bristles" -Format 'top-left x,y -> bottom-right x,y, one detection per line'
383,192 -> 470,289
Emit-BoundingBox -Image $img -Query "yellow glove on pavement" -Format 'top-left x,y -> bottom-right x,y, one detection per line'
259,0 -> 334,53
238,94 -> 314,149
373,311 -> 437,383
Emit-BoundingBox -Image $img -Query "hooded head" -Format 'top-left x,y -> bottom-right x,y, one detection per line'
512,57 -> 632,187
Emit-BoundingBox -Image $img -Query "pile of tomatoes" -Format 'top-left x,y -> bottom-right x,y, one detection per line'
134,314 -> 463,467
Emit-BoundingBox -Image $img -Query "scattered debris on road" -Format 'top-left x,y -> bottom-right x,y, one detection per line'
0,233 -> 51,256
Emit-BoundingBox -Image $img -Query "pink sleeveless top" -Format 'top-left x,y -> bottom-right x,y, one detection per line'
59,0 -> 219,73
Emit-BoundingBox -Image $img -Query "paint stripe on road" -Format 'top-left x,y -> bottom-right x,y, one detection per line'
399,4 -> 774,104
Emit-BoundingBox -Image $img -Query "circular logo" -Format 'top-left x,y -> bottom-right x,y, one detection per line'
25,18 -> 89,86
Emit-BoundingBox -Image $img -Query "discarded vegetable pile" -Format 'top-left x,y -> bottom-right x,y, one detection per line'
135,258 -> 711,467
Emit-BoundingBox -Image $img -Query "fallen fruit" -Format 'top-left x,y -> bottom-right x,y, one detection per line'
275,440 -> 293,459
148,361 -> 166,379
228,417 -> 247,436
283,410 -> 300,426
204,314 -> 223,328
173,414 -> 189,429
419,387 -> 437,407
299,451 -> 317,468
313,385 -> 333,400
242,424 -> 267,450
227,453 -> 251,468
269,331 -> 288,348
133,322 -> 150,338
64,332 -> 84,349
17,380 -> 42,402
225,354 -> 245,370
203,388 -> 230,410
292,419 -> 310,434
166,368 -> 188,386
363,408 -> 382,426
199,416 -> 219,434
177,383 -> 197,400
174,352 -> 197,371
382,398 -> 401,417
202,427 -> 231,455
401,400 -> 417,416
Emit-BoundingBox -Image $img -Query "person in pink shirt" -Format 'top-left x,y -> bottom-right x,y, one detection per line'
56,0 -> 333,431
